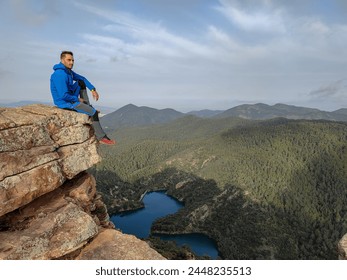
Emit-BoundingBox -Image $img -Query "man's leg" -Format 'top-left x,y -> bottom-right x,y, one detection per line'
73,102 -> 107,141
72,80 -> 115,144
77,80 -> 91,104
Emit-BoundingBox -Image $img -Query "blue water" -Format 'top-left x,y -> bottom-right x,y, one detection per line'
156,233 -> 219,259
112,191 -> 183,239
111,191 -> 219,259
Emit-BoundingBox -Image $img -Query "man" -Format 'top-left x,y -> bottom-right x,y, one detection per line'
50,51 -> 115,145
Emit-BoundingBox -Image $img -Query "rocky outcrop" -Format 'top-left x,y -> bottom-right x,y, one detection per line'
77,229 -> 165,260
0,104 -> 164,260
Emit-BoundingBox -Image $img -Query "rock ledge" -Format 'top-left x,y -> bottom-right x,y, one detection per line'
0,104 -> 164,260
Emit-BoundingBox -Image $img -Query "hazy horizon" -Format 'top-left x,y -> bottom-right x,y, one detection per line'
1,98 -> 346,114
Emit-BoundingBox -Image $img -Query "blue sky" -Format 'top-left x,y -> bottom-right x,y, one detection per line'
1,0 -> 347,111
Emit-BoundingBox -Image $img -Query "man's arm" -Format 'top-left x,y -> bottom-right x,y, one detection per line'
72,71 -> 95,91
90,88 -> 99,101
72,71 -> 99,101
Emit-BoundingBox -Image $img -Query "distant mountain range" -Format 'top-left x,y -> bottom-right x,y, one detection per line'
0,100 -> 53,108
100,103 -> 347,131
215,103 -> 347,121
333,108 -> 347,115
2,101 -> 347,129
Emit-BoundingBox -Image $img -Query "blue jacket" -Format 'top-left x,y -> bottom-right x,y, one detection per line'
50,62 -> 95,109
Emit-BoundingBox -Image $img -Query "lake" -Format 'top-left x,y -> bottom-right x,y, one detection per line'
111,191 -> 219,259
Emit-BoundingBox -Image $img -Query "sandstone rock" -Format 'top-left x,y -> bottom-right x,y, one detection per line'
0,104 -> 163,260
52,124 -> 92,146
0,109 -> 16,130
0,171 -> 160,260
0,173 -> 99,260
0,161 -> 65,217
0,107 -> 47,127
65,172 -> 97,211
21,104 -> 88,125
76,229 -> 165,260
0,203 -> 98,260
0,104 -> 93,153
0,124 -> 55,152
0,146 -> 59,181
0,104 -> 101,216
58,138 -> 100,179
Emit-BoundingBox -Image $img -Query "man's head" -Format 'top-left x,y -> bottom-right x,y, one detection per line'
60,51 -> 74,69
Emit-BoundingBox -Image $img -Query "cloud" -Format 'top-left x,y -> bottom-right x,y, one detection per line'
306,79 -> 347,110
53,1 -> 347,111
309,80 -> 347,98
216,0 -> 286,33
9,0 -> 58,26
74,2 -> 213,62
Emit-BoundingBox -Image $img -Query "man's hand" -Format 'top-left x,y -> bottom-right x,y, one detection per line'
78,97 -> 85,103
92,90 -> 99,101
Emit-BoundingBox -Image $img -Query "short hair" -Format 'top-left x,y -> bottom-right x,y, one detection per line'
60,51 -> 73,59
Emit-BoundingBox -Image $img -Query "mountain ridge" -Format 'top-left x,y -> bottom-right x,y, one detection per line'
100,103 -> 185,131
100,102 -> 347,131
213,103 -> 347,121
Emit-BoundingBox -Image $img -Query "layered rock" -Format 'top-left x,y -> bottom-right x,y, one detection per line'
0,104 -> 99,217
0,104 -> 164,260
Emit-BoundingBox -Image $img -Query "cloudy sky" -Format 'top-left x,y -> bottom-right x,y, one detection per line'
1,0 -> 347,111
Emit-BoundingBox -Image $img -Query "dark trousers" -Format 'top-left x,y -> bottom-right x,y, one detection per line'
72,81 -> 106,140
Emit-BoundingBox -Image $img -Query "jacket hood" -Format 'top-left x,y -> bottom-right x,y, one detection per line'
53,62 -> 67,71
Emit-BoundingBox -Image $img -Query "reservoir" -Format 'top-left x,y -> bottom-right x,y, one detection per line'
111,191 -> 219,259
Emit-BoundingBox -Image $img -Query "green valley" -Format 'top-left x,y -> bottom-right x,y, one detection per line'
93,114 -> 347,259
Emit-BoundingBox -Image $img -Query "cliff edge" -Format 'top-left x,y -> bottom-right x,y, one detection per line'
0,104 -> 164,260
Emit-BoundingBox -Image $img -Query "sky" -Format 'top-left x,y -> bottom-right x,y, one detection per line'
1,0 -> 347,112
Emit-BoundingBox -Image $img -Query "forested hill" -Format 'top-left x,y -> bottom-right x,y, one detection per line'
333,108 -> 347,116
95,116 -> 347,259
100,104 -> 184,131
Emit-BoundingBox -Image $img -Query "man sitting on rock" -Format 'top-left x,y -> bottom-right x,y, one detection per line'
50,51 -> 115,145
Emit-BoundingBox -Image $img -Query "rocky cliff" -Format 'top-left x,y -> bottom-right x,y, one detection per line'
0,104 -> 164,260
